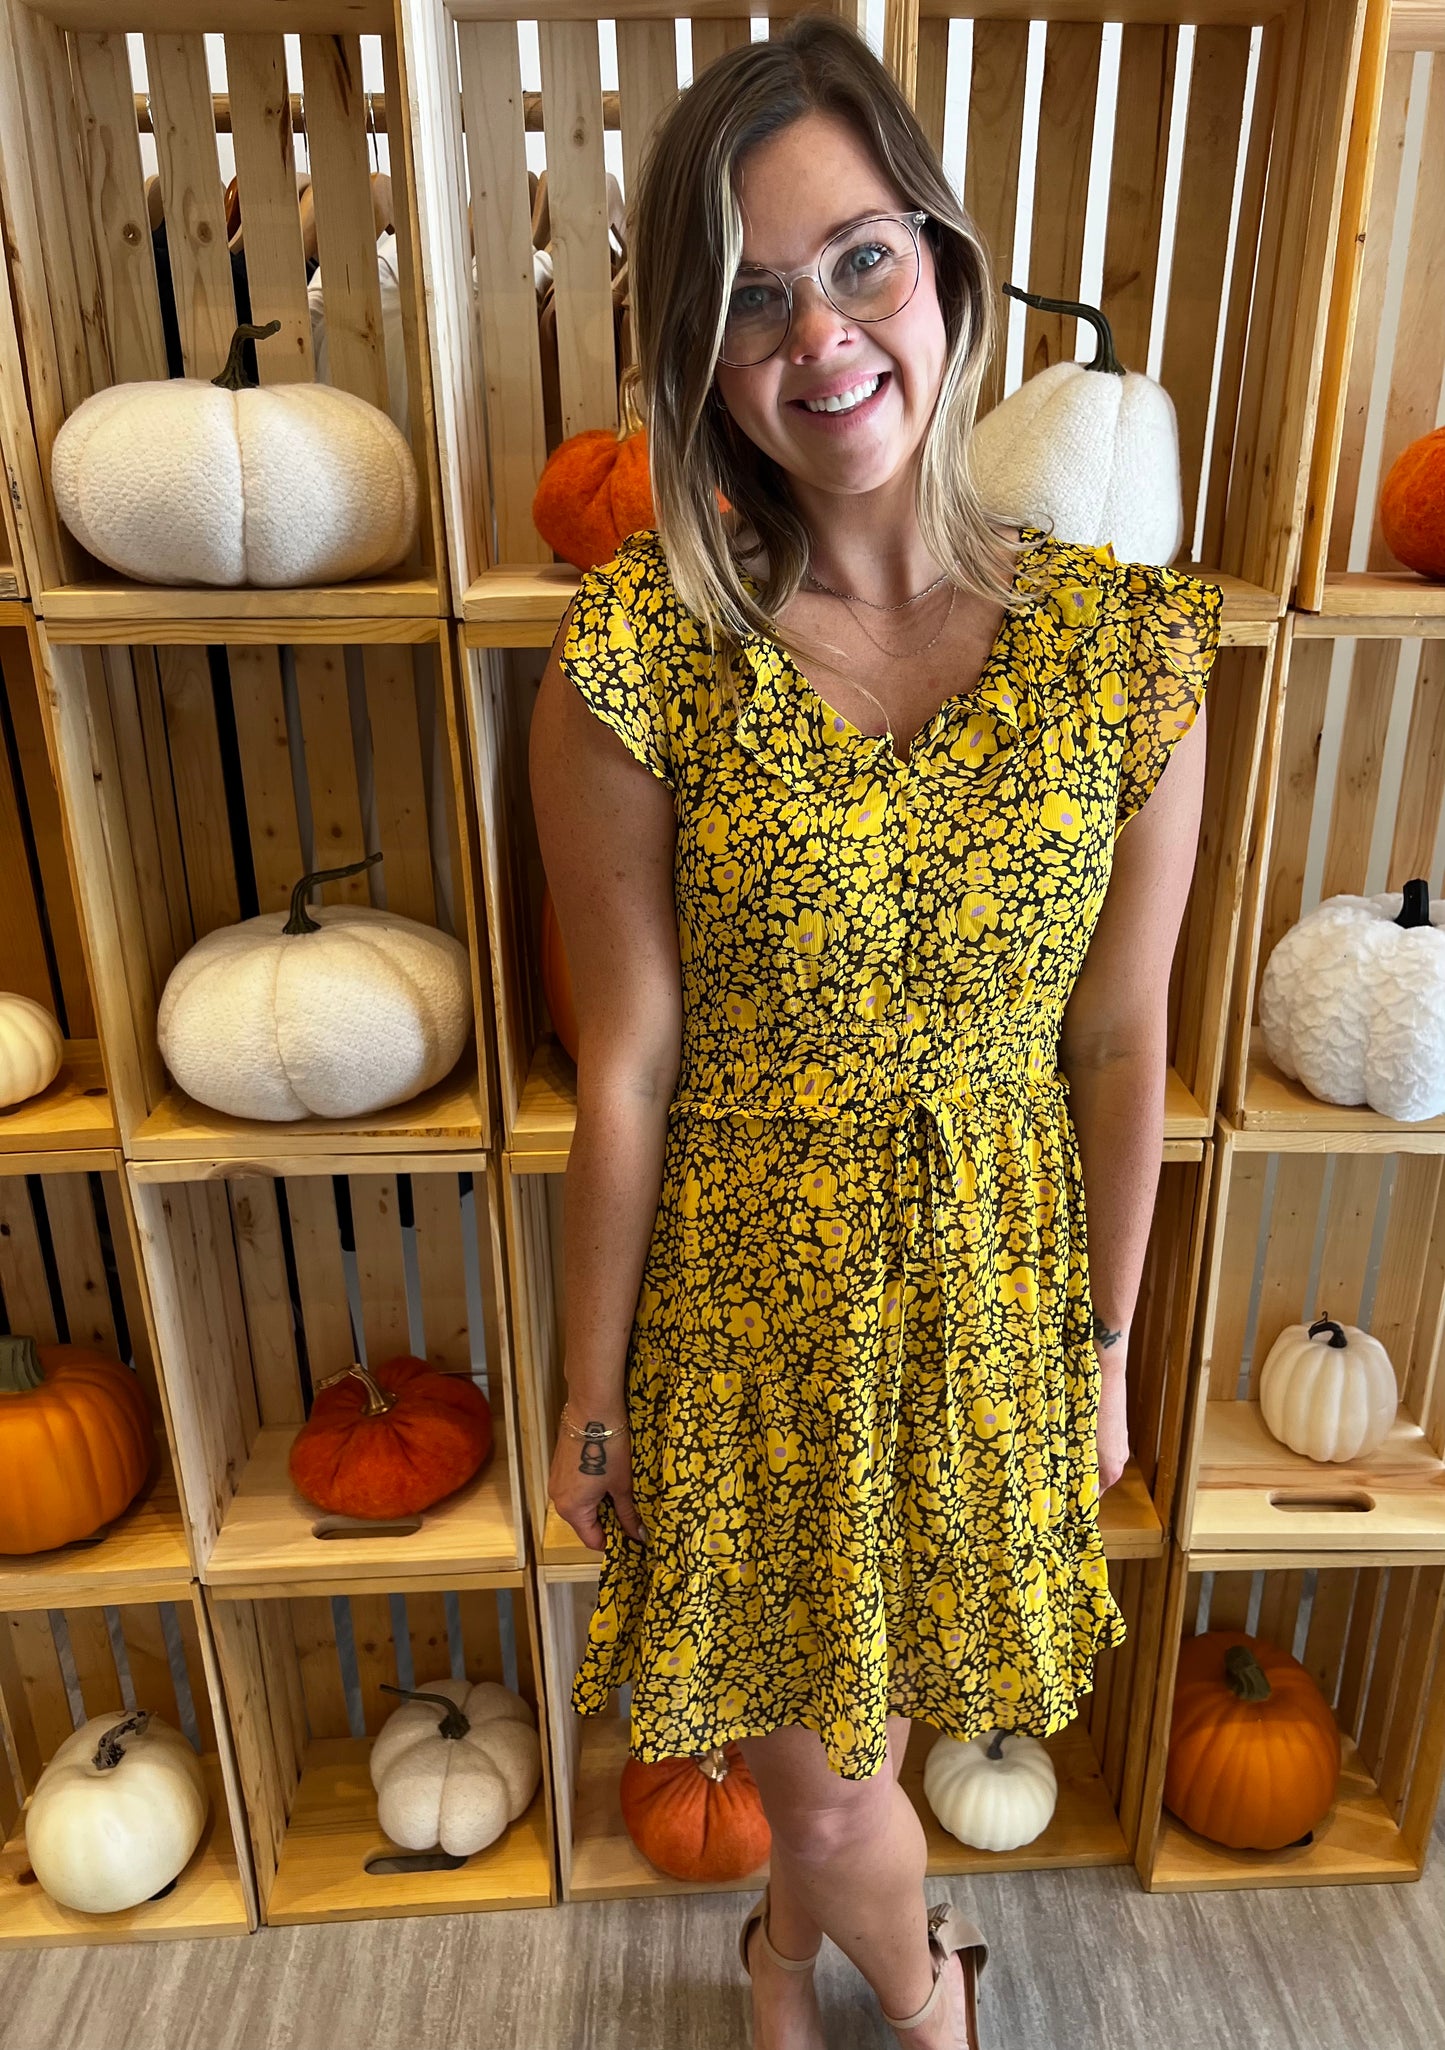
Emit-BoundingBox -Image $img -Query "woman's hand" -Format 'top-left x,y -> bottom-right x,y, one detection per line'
1095,1349 -> 1131,1496
548,1400 -> 648,1551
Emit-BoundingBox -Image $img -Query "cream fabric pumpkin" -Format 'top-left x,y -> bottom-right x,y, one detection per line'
0,993 -> 63,1109
157,854 -> 471,1121
26,1710 -> 209,1914
968,287 -> 1184,565
922,1729 -> 1057,1852
370,1679 -> 542,1855
1259,879 -> 1445,1121
51,321 -> 418,588
1258,1315 -> 1398,1464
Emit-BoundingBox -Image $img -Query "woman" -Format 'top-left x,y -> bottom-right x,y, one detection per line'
530,15 -> 1222,2049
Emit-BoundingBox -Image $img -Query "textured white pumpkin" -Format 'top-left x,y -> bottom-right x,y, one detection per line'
968,288 -> 1183,565
26,1710 -> 208,1914
1258,1316 -> 1398,1464
157,855 -> 471,1121
1258,879 -> 1445,1121
0,993 -> 63,1108
51,321 -> 418,588
370,1679 -> 542,1855
922,1729 -> 1057,1852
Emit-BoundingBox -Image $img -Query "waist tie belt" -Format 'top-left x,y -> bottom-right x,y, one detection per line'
889,1091 -> 970,1380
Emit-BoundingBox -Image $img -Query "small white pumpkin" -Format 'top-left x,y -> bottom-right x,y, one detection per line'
1259,878 -> 1445,1121
157,853 -> 471,1121
1258,1315 -> 1398,1464
51,321 -> 418,588
370,1679 -> 542,1856
968,286 -> 1184,565
26,1710 -> 209,1914
0,993 -> 63,1109
922,1729 -> 1057,1852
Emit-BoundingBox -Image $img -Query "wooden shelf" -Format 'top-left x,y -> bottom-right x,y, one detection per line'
38,577 -> 444,645
903,1718 -> 1129,1875
0,1041 -> 115,1163
0,1436 -> 191,1608
202,1427 -> 523,1599
0,1754 -> 249,1946
1232,1035 -> 1445,1151
1184,1402 -> 1445,1554
264,1736 -> 552,1925
1148,1731 -> 1422,1892
127,1062 -> 486,1178
508,1038 -> 1209,1176
1299,571 -> 1445,635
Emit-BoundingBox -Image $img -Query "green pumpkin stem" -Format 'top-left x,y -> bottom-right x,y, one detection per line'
284,852 -> 383,935
985,1730 -> 1006,1761
0,1334 -> 44,1394
93,1710 -> 151,1771
380,1682 -> 470,1740
1002,283 -> 1124,375
211,320 -> 282,391
1394,878 -> 1431,930
1223,1643 -> 1273,1702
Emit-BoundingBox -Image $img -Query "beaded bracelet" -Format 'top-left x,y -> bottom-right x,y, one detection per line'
559,1400 -> 622,1441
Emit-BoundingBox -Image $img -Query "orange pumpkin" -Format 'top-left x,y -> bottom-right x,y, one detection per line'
1380,425 -> 1445,579
288,1357 -> 493,1520
0,1335 -> 151,1554
539,884 -> 579,1063
619,1743 -> 771,1882
533,427 -> 655,573
1164,1630 -> 1340,1850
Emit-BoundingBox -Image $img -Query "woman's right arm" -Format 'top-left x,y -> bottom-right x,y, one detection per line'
529,595 -> 682,1552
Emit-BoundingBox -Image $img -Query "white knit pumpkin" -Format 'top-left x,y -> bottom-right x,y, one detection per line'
1258,879 -> 1445,1121
1258,1316 -> 1398,1464
51,321 -> 418,588
0,993 -> 63,1109
922,1729 -> 1057,1852
156,855 -> 471,1121
370,1679 -> 541,1856
26,1711 -> 209,1914
968,288 -> 1184,565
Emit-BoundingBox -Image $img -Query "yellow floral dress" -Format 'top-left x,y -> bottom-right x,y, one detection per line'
558,522 -> 1223,1782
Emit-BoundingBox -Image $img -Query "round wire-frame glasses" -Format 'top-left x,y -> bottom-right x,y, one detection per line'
718,210 -> 930,367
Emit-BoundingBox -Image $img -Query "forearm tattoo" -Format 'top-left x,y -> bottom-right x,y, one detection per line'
1092,1310 -> 1124,1349
578,1426 -> 608,1478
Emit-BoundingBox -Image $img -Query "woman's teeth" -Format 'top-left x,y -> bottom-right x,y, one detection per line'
802,375 -> 882,414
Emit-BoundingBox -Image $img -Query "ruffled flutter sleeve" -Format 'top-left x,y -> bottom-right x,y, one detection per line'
558,560 -> 675,790
1113,560 -> 1224,834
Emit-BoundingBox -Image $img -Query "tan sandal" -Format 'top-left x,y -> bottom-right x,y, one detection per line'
738,1882 -> 822,1977
881,1899 -> 989,2045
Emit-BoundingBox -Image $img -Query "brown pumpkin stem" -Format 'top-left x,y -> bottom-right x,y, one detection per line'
284,852 -> 383,935
1308,1316 -> 1349,1349
697,1747 -> 730,1782
93,1710 -> 151,1771
380,1682 -> 470,1739
1001,283 -> 1125,375
1223,1643 -> 1272,1702
0,1334 -> 44,1394
211,320 -> 281,391
985,1730 -> 1006,1761
320,1363 -> 398,1417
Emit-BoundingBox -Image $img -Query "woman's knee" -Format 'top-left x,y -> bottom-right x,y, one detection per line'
737,1724 -> 896,1864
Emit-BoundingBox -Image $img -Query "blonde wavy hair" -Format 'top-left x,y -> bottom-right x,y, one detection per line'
621,8 -> 1050,697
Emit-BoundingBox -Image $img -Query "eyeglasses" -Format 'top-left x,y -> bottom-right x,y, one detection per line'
719,210 -> 929,367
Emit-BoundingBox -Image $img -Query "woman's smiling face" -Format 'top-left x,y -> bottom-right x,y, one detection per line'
712,109 -> 948,502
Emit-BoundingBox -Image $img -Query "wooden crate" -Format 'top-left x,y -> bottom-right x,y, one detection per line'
34,618 -> 497,1155
0,1589 -> 255,1944
1297,0 -> 1445,615
1137,1538 -> 1445,1889
206,1573 -> 555,1923
0,0 -> 446,626
1179,1116 -> 1445,1553
403,0 -> 1365,634
127,1156 -> 526,1597
1223,612 -> 1445,1135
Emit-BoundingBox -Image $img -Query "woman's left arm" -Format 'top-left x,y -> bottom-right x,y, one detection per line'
1058,704 -> 1209,1490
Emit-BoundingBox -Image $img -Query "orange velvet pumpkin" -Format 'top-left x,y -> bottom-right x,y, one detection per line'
1164,1630 -> 1340,1850
539,884 -> 579,1063
1380,425 -> 1445,579
288,1357 -> 493,1520
533,427 -> 655,573
0,1334 -> 151,1554
619,1743 -> 771,1882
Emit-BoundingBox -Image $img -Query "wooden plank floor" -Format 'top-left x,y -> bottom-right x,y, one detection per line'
1,1799 -> 1442,2049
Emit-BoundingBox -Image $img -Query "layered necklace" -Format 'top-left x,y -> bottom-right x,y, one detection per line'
798,559 -> 957,745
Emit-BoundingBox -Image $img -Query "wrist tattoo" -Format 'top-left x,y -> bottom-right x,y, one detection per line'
578,1426 -> 608,1478
1092,1311 -> 1124,1348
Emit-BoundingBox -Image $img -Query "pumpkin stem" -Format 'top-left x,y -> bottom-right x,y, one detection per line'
380,1682 -> 471,1739
211,320 -> 282,391
1001,283 -> 1124,375
1308,1316 -> 1349,1349
984,1730 -> 1006,1761
0,1334 -> 44,1394
284,852 -> 383,934
93,1710 -> 151,1771
1223,1643 -> 1272,1702
1394,878 -> 1431,930
319,1362 -> 398,1417
697,1746 -> 730,1781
